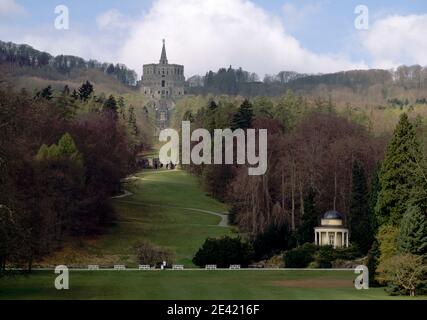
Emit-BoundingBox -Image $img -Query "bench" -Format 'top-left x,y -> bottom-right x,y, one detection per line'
114,265 -> 126,270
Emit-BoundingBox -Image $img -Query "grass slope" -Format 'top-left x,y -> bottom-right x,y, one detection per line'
40,169 -> 232,267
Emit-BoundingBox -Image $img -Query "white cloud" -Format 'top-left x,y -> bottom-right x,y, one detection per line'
0,0 -> 26,17
118,0 -> 364,77
362,14 -> 427,69
282,1 -> 326,31
96,9 -> 131,30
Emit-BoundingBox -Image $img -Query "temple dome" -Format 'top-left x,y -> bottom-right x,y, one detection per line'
323,210 -> 343,220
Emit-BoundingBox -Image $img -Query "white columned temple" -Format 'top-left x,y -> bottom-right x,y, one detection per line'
314,211 -> 349,248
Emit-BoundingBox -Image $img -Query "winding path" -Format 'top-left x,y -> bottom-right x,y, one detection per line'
115,171 -> 229,227
114,198 -> 229,228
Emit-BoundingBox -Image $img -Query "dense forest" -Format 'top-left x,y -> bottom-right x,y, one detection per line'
0,81 -> 144,270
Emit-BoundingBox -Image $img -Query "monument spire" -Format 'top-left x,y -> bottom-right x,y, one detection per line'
160,39 -> 168,65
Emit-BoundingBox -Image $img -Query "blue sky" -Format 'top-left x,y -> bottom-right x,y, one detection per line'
1,0 -> 426,76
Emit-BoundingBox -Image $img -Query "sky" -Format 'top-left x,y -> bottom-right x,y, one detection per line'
0,0 -> 426,77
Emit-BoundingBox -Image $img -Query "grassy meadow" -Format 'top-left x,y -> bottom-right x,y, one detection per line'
1,270 -> 425,300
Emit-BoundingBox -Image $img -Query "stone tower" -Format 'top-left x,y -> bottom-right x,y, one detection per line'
141,40 -> 185,99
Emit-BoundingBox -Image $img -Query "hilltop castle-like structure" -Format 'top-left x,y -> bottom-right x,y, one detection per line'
141,40 -> 185,99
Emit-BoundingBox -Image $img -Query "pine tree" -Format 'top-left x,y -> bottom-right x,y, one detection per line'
117,96 -> 126,120
297,188 -> 318,244
375,114 -> 424,225
71,89 -> 79,100
369,162 -> 381,232
366,239 -> 380,286
103,95 -> 118,114
36,85 -> 53,100
397,205 -> 427,255
349,160 -> 374,254
232,99 -> 253,130
208,100 -> 218,112
206,100 -> 219,132
62,85 -> 70,96
128,106 -> 139,136
78,81 -> 94,101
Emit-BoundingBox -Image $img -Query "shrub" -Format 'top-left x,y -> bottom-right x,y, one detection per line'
252,224 -> 292,260
315,245 -> 334,268
135,240 -> 175,266
377,254 -> 426,296
192,236 -> 253,268
283,243 -> 317,268
333,245 -> 362,261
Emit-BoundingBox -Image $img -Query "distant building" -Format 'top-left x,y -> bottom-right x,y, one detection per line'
314,210 -> 349,248
141,39 -> 185,99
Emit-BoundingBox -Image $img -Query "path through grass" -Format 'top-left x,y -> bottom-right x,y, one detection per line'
40,169 -> 232,267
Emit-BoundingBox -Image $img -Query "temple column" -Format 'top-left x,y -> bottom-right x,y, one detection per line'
341,231 -> 345,247
346,232 -> 349,247
334,232 -> 337,249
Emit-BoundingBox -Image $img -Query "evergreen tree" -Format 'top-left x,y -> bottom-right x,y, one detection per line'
369,162 -> 381,233
206,100 -> 219,132
103,95 -> 118,114
366,239 -> 380,286
375,114 -> 424,225
128,106 -> 139,136
36,85 -> 53,100
297,188 -> 318,244
71,89 -> 79,100
208,100 -> 218,112
62,85 -> 70,96
232,99 -> 253,130
397,205 -> 427,255
349,160 -> 374,254
117,96 -> 126,120
78,81 -> 93,101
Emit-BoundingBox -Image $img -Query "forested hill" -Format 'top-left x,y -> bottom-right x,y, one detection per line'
0,40 -> 138,89
186,65 -> 427,105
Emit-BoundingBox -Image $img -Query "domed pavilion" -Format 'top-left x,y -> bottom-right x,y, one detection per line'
314,210 -> 349,248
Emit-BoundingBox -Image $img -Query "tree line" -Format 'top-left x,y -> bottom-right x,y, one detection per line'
186,65 -> 427,99
0,40 -> 138,86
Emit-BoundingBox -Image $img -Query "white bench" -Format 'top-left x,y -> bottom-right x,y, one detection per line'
139,265 -> 151,270
88,265 -> 99,270
114,265 -> 126,270
229,265 -> 241,269
172,265 -> 184,270
205,265 -> 217,270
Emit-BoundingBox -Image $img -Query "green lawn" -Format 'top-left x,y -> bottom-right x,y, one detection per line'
39,169 -> 232,267
1,270 -> 424,300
